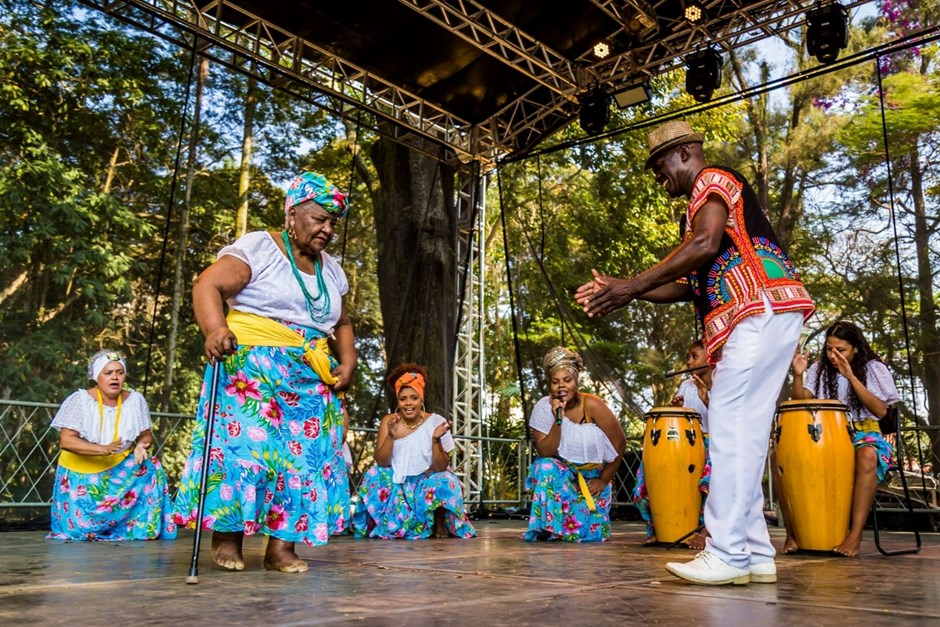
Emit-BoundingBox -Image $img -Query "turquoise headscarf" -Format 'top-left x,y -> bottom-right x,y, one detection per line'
284,172 -> 349,218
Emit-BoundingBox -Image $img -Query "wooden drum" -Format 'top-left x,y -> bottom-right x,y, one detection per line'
642,407 -> 705,543
773,400 -> 855,551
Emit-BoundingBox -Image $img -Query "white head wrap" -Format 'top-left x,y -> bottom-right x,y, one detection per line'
88,349 -> 127,381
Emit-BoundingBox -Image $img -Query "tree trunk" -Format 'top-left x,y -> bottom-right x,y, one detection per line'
162,56 -> 209,410
369,137 -> 455,415
235,77 -> 256,238
909,144 -> 940,465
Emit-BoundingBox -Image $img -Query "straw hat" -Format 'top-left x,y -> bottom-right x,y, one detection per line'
644,120 -> 705,169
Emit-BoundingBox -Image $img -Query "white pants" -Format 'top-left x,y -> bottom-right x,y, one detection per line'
703,297 -> 804,569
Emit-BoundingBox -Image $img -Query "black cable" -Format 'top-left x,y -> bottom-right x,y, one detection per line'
340,107 -> 363,265
497,169 -> 531,434
876,58 -> 931,496
142,43 -> 198,396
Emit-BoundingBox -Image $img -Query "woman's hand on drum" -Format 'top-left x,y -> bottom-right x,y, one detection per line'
432,419 -> 451,440
791,349 -> 810,376
670,394 -> 684,407
205,326 -> 238,361
586,478 -> 606,497
330,362 -> 355,392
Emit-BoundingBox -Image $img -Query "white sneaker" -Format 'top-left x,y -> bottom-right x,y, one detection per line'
665,550 -> 750,585
749,561 -> 777,583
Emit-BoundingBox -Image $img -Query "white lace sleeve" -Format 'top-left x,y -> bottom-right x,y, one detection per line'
529,396 -> 553,435
50,391 -> 91,437
431,414 -> 456,453
866,361 -> 901,406
217,231 -> 268,275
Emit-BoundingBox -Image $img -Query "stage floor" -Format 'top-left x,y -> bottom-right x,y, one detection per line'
1,521 -> 937,625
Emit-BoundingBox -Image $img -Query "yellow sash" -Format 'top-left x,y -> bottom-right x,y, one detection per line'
570,462 -> 602,512
225,309 -> 338,386
854,418 -> 882,434
59,449 -> 131,474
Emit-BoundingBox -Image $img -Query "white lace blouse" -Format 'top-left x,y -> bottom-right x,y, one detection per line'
804,360 -> 901,422
51,390 -> 152,451
219,231 -> 349,334
529,396 -> 619,464
389,413 -> 455,484
675,378 -> 710,433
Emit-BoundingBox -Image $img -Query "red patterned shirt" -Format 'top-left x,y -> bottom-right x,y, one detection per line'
681,167 -> 814,362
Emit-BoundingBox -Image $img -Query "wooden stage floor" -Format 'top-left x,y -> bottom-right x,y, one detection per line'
1,521 -> 937,626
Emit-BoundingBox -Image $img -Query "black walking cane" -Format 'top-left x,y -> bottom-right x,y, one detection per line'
186,358 -> 222,584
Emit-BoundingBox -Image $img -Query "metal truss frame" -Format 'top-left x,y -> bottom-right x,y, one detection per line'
81,0 -> 877,164
450,164 -> 486,504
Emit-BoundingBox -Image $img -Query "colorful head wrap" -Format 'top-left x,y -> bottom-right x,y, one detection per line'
88,349 -> 126,381
284,171 -> 349,219
542,346 -> 583,380
394,372 -> 426,401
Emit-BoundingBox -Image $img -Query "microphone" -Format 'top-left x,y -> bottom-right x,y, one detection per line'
554,391 -> 567,423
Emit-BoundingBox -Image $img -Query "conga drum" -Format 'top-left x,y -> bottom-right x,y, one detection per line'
642,407 -> 705,543
773,400 -> 855,551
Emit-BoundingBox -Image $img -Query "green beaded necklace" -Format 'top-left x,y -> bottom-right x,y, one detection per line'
281,230 -> 332,324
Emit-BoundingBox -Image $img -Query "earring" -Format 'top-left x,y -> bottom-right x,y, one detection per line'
287,220 -> 296,239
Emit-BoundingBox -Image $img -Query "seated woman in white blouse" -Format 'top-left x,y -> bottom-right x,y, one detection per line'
787,320 -> 901,557
47,350 -> 176,541
352,364 -> 476,539
525,347 -> 626,542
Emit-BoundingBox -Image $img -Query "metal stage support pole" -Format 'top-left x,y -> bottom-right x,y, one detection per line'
451,163 -> 486,506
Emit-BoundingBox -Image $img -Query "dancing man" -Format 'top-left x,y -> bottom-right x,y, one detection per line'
575,120 -> 814,585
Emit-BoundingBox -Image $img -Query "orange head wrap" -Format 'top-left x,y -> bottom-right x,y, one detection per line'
394,371 -> 426,401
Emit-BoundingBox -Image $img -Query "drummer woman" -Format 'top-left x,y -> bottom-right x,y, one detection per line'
788,320 -> 900,556
525,347 -> 626,542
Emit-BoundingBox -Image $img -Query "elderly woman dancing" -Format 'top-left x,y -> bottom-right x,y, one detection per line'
525,347 -> 626,542
173,171 -> 357,573
352,364 -> 476,539
47,350 -> 176,541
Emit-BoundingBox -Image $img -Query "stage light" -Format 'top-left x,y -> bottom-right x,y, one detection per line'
624,0 -> 658,36
613,82 -> 651,109
593,41 -> 611,59
579,87 -> 611,136
684,0 -> 707,25
685,47 -> 723,103
806,3 -> 849,64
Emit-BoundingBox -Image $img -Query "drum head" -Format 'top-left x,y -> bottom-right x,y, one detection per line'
777,399 -> 848,412
644,406 -> 702,421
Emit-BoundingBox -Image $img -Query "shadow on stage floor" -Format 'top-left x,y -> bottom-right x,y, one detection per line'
1,521 -> 937,626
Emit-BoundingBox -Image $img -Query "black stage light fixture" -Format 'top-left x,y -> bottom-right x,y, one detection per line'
806,3 -> 849,64
684,0 -> 707,25
685,47 -> 723,103
579,87 -> 611,136
613,82 -> 652,109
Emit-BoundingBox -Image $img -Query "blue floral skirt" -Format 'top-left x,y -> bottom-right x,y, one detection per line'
524,457 -> 611,542
47,455 -> 177,541
173,325 -> 347,546
351,466 -> 477,539
633,435 -> 711,538
853,429 -> 894,482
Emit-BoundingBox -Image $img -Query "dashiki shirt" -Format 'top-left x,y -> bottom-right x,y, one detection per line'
681,166 -> 814,363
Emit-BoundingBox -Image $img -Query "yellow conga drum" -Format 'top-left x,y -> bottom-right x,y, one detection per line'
773,400 -> 855,551
642,407 -> 705,543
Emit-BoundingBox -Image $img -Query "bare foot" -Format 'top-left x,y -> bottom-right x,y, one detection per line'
686,527 -> 709,550
833,535 -> 861,557
433,508 -> 449,538
783,534 -> 799,555
641,534 -> 658,546
211,531 -> 245,571
263,537 -> 309,573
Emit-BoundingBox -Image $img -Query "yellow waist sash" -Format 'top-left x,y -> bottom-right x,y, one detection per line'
854,418 -> 882,434
58,449 -> 131,474
570,462 -> 602,512
226,309 -> 338,386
